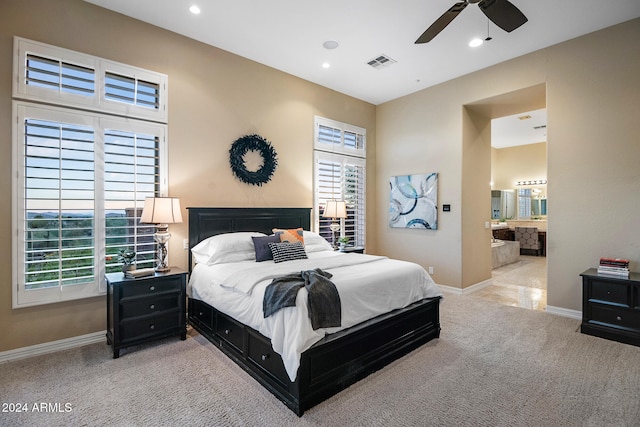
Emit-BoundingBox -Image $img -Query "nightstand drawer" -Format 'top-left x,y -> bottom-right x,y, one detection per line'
589,303 -> 640,332
120,311 -> 181,341
120,277 -> 181,299
216,313 -> 244,353
589,279 -> 629,305
120,293 -> 180,319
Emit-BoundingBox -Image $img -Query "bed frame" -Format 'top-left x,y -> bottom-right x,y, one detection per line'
187,207 -> 441,416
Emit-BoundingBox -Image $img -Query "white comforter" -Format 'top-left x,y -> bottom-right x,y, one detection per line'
188,251 -> 443,381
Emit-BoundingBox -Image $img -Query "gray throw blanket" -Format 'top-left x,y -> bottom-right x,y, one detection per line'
263,268 -> 341,330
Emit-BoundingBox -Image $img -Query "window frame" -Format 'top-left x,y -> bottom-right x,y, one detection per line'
313,116 -> 366,249
12,37 -> 168,308
13,37 -> 168,123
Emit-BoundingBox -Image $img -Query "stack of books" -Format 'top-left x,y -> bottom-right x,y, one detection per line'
597,257 -> 630,277
124,268 -> 156,279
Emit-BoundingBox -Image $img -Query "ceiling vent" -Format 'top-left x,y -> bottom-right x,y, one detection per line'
533,125 -> 547,130
367,54 -> 396,69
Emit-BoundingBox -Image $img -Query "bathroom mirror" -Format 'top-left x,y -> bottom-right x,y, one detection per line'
491,190 -> 516,220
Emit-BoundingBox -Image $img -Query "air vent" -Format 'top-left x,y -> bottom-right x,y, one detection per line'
367,54 -> 396,69
533,125 -> 547,130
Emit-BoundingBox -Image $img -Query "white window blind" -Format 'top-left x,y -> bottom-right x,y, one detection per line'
26,54 -> 95,96
12,38 -> 168,308
314,116 -> 366,248
103,126 -> 163,273
14,37 -> 167,122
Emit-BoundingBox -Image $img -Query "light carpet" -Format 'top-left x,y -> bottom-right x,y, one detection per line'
2,293 -> 639,427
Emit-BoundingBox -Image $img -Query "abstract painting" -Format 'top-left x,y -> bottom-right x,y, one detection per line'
389,172 -> 438,229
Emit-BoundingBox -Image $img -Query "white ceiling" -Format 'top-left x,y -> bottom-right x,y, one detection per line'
492,108 -> 547,149
83,0 -> 639,146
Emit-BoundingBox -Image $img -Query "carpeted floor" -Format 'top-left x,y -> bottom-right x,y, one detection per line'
2,293 -> 639,427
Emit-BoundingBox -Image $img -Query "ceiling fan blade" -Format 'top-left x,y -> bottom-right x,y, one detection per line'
415,2 -> 468,44
478,0 -> 528,33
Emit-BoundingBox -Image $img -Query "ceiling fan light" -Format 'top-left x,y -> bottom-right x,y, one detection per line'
469,38 -> 483,47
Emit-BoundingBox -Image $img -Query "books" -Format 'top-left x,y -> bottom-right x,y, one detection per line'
597,257 -> 630,277
124,268 -> 156,279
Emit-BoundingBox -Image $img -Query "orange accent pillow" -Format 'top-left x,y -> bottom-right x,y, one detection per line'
272,228 -> 305,244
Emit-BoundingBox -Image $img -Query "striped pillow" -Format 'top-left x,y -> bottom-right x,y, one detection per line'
268,241 -> 308,263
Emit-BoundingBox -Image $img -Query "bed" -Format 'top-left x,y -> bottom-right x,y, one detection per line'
187,207 -> 442,416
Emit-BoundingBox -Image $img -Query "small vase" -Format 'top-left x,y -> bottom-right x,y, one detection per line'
122,264 -> 136,273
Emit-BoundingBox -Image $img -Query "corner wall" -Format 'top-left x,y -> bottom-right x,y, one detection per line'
377,19 -> 640,312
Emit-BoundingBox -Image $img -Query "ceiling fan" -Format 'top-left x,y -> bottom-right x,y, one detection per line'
415,0 -> 528,44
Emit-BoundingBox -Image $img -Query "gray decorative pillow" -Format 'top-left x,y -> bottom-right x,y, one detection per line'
268,241 -> 308,263
252,235 -> 281,262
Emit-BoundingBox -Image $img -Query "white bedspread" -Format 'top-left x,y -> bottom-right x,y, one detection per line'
188,251 -> 443,381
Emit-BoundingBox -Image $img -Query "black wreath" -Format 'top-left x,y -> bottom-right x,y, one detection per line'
229,134 -> 278,186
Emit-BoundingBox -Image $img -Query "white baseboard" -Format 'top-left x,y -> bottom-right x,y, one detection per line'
546,305 -> 582,320
438,278 -> 493,295
0,331 -> 106,364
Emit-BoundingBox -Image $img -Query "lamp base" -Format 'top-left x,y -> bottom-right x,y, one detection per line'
154,227 -> 171,272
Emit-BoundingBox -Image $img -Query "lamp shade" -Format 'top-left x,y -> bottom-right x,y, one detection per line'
140,197 -> 183,224
323,200 -> 347,219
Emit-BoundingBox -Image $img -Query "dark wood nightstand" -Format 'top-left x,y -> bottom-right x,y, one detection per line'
581,268 -> 640,347
341,247 -> 365,254
106,267 -> 187,358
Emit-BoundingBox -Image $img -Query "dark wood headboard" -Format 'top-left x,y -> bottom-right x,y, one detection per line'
187,207 -> 312,271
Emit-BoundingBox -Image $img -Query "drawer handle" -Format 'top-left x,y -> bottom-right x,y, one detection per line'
149,304 -> 155,310
616,316 -> 622,321
224,329 -> 231,335
149,286 -> 156,291
261,354 -> 269,361
149,324 -> 155,330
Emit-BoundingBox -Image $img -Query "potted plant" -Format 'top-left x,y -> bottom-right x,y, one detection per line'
118,248 -> 136,272
338,236 -> 350,251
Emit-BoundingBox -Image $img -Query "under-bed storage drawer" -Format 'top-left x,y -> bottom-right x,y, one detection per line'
216,312 -> 244,353
189,298 -> 214,334
247,331 -> 290,387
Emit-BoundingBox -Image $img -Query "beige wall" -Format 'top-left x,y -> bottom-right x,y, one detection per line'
0,0 -> 376,352
492,142 -> 547,192
377,19 -> 640,310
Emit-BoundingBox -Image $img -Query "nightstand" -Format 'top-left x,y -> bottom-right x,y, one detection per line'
106,268 -> 187,358
581,268 -> 640,347
341,247 -> 365,254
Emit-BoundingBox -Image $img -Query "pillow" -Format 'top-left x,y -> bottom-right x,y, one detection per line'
273,228 -> 304,244
303,230 -> 334,253
252,235 -> 281,262
268,241 -> 308,263
191,232 -> 265,265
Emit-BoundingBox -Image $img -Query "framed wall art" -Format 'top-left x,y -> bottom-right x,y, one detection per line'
389,172 -> 438,230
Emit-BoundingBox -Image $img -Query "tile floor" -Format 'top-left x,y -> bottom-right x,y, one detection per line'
470,255 -> 547,311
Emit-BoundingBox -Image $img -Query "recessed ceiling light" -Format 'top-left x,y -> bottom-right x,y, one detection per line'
323,40 -> 339,50
189,5 -> 201,14
322,62 -> 331,69
469,38 -> 483,47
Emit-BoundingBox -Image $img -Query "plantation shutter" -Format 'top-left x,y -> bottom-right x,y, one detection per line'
103,128 -> 162,273
26,54 -> 95,96
314,152 -> 366,248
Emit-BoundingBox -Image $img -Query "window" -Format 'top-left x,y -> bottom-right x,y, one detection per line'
12,38 -> 167,308
313,117 -> 366,248
518,188 -> 532,219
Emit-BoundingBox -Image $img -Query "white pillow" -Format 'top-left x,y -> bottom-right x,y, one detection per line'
191,232 -> 266,265
303,230 -> 334,253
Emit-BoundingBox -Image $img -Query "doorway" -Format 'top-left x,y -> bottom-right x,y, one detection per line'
484,108 -> 548,310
